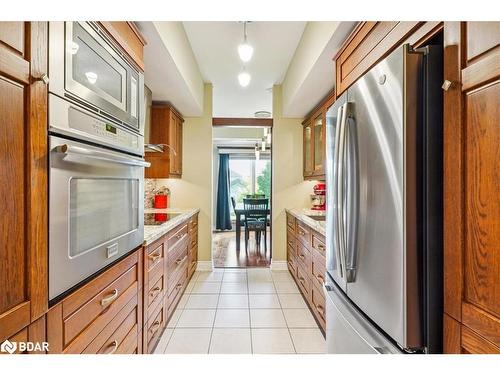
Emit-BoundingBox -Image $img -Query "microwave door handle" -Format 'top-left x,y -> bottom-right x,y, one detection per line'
53,144 -> 151,167
337,102 -> 349,278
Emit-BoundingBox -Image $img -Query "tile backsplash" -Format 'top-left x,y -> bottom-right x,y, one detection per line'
144,179 -> 169,208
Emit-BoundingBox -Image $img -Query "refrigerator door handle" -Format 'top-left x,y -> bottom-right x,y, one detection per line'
345,111 -> 359,283
332,103 -> 344,278
337,102 -> 349,278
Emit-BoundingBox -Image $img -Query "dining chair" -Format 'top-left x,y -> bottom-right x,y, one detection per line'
243,198 -> 269,253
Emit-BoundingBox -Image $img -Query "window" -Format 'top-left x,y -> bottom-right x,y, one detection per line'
229,156 -> 271,219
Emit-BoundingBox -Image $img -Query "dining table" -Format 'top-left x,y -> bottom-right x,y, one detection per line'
234,203 -> 271,251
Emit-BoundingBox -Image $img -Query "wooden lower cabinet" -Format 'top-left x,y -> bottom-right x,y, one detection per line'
141,212 -> 199,353
46,250 -> 143,354
286,213 -> 326,333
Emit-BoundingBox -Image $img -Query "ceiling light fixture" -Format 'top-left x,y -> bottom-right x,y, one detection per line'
238,69 -> 251,87
238,22 -> 253,62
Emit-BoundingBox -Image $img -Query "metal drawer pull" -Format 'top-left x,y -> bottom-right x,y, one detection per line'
175,255 -> 187,265
316,274 -> 325,283
176,283 -> 182,289
317,244 -> 325,251
101,289 -> 118,307
316,304 -> 325,315
150,321 -> 161,335
176,233 -> 183,239
148,251 -> 161,262
298,229 -> 306,235
150,286 -> 161,297
298,253 -> 305,259
103,340 -> 118,354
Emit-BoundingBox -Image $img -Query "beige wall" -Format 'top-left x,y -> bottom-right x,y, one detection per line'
272,85 -> 318,262
152,22 -> 205,112
157,83 -> 213,262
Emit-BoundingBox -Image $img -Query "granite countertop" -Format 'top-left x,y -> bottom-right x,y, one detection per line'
286,208 -> 326,236
143,208 -> 200,246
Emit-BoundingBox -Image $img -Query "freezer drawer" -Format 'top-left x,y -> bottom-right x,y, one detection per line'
325,279 -> 402,354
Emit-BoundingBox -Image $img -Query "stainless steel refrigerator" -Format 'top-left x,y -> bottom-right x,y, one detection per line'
324,44 -> 443,354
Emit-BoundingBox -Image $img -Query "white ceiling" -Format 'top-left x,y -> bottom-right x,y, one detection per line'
183,21 -> 306,118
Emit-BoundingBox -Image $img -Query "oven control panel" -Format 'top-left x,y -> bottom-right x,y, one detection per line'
69,106 -> 139,150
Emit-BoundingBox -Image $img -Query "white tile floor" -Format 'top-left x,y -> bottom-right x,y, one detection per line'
154,268 -> 326,354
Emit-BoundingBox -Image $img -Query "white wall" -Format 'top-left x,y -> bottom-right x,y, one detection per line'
272,85 -> 318,262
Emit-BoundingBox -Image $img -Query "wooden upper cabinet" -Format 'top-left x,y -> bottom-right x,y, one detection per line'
145,105 -> 184,178
302,90 -> 334,180
443,21 -> 500,354
0,22 -> 48,341
334,21 -> 443,98
99,22 -> 146,71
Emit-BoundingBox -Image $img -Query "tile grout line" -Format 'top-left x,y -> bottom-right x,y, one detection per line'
273,269 -> 297,354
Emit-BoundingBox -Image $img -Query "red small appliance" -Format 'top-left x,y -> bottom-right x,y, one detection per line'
311,183 -> 326,211
154,194 -> 168,222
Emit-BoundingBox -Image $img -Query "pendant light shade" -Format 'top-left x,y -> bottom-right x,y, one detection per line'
238,43 -> 254,62
238,71 -> 251,87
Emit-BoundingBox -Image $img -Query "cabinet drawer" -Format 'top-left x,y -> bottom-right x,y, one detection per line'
145,299 -> 166,354
296,221 -> 311,247
296,265 -> 311,302
145,243 -> 165,289
1,328 -> 28,354
115,324 -> 141,354
311,250 -> 326,291
311,284 -> 326,330
83,301 -> 140,354
168,224 -> 188,250
287,251 -> 297,277
63,266 -> 138,345
188,215 -> 198,235
167,243 -> 188,279
286,229 -> 296,252
296,241 -> 311,273
146,274 -> 166,310
188,232 -> 198,249
168,262 -> 188,298
286,213 -> 296,232
311,232 -> 326,257
47,251 -> 142,354
167,269 -> 187,315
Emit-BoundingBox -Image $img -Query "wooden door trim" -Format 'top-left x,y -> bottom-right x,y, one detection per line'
27,21 -> 49,322
212,117 -> 273,127
443,21 -> 464,322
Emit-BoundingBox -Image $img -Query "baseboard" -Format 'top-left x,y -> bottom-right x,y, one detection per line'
196,261 -> 213,271
270,260 -> 288,271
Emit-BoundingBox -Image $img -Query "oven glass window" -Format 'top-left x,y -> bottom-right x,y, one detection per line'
69,178 -> 139,257
71,23 -> 124,103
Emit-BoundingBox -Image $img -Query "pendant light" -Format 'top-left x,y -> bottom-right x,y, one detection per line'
238,68 -> 251,87
238,22 -> 253,62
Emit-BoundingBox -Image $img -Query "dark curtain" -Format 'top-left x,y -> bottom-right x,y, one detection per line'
216,154 -> 232,230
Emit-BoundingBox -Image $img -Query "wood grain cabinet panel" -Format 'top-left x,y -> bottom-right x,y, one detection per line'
99,22 -> 146,71
0,21 -> 48,342
443,21 -> 500,353
145,105 -> 184,178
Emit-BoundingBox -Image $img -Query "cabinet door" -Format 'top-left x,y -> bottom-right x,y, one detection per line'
303,121 -> 313,178
0,22 -> 48,341
313,112 -> 325,176
444,21 -> 500,353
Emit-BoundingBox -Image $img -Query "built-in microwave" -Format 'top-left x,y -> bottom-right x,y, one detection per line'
49,21 -> 144,134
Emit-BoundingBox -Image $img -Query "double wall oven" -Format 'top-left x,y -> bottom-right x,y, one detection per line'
48,22 -> 148,301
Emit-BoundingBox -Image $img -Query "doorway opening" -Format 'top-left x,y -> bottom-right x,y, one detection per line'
212,123 -> 273,268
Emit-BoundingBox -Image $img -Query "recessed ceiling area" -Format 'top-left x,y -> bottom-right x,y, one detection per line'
183,21 -> 306,118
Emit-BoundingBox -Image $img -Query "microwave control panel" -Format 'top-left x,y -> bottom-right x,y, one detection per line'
68,106 -> 139,149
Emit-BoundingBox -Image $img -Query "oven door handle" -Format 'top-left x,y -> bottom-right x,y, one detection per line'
53,144 -> 151,167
